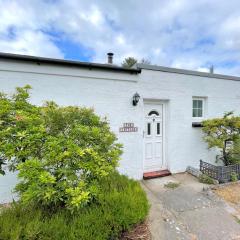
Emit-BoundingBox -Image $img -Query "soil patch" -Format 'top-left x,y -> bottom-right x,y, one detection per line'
121,221 -> 151,240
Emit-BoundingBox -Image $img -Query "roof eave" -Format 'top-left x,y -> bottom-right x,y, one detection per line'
0,52 -> 141,74
137,63 -> 240,81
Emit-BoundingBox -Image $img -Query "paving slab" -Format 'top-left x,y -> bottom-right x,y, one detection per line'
142,183 -> 194,240
181,206 -> 240,240
159,186 -> 213,212
142,173 -> 240,240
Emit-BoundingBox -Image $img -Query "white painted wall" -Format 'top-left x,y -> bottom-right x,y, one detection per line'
138,69 -> 240,173
0,59 -> 142,203
0,171 -> 18,203
1,59 -> 240,203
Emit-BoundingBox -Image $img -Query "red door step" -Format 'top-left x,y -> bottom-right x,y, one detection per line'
143,170 -> 171,180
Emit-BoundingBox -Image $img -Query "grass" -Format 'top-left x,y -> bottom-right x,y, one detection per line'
164,182 -> 180,189
214,183 -> 240,224
214,183 -> 240,205
199,174 -> 215,184
0,172 -> 149,240
234,216 -> 240,224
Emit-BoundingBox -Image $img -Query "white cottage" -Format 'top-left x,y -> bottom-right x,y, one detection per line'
0,52 -> 240,202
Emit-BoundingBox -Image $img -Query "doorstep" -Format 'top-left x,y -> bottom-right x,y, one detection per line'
143,170 -> 171,180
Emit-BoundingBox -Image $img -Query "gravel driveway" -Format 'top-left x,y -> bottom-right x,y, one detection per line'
142,173 -> 240,240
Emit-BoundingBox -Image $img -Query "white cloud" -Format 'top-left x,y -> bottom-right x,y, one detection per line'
0,0 -> 240,75
0,29 -> 63,58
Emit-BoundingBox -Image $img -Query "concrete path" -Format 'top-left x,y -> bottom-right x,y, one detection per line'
142,173 -> 240,240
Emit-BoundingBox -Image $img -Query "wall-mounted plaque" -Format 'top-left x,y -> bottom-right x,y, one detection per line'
119,123 -> 138,132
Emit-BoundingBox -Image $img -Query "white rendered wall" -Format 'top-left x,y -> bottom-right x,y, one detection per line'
1,59 -> 240,203
0,60 -> 142,203
138,69 -> 240,173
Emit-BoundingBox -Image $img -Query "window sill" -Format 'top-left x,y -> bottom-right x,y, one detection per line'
192,122 -> 203,127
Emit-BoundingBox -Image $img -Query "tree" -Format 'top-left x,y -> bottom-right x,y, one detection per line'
122,57 -> 151,68
0,86 -> 122,211
202,112 -> 240,165
122,57 -> 138,68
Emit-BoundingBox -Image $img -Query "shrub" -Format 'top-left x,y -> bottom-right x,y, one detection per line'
228,139 -> 240,164
0,86 -> 122,211
0,172 -> 149,240
199,174 -> 215,184
0,85 -> 43,173
230,173 -> 238,182
202,112 -> 240,166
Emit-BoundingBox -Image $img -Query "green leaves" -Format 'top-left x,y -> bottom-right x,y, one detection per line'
202,112 -> 240,165
0,158 -> 5,175
0,86 -> 122,211
0,172 -> 149,240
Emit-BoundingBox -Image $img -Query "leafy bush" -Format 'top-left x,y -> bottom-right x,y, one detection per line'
202,112 -> 240,165
0,85 -> 42,173
0,86 -> 122,211
230,173 -> 239,182
0,172 -> 149,240
199,174 -> 215,184
228,139 -> 240,164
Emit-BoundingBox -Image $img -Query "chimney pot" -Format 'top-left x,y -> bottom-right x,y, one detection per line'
107,52 -> 114,64
210,65 -> 214,74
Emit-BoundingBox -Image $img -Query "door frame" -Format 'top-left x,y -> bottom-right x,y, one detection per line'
142,99 -> 168,173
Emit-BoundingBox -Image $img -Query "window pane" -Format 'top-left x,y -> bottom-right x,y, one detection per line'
198,100 -> 203,108
147,123 -> 151,135
198,109 -> 203,117
193,109 -> 198,117
193,100 -> 198,108
157,122 -> 160,135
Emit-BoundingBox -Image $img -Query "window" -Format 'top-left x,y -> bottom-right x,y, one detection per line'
192,98 -> 205,119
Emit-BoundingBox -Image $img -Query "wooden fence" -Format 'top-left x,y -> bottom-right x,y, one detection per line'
200,160 -> 240,183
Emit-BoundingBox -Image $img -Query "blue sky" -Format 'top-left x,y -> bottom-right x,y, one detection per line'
0,0 -> 240,75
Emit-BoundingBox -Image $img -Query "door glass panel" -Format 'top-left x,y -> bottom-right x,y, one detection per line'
157,122 -> 161,135
148,110 -> 159,116
147,123 -> 151,135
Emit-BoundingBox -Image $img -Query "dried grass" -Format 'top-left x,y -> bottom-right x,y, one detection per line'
214,183 -> 240,205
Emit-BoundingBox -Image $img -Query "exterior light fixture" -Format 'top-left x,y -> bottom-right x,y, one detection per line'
132,92 -> 140,106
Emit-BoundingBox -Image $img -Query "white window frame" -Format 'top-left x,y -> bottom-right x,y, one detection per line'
192,97 -> 205,121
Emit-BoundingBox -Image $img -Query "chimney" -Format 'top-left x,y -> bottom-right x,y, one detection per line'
107,52 -> 114,64
210,65 -> 214,74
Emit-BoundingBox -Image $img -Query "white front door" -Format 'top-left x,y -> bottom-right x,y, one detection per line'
144,103 -> 165,172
